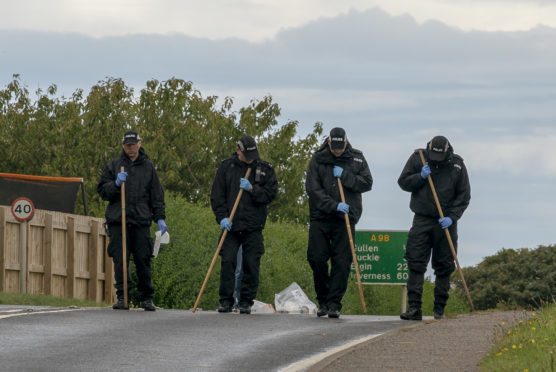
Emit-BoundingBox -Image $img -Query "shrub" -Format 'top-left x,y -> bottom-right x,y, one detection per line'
453,245 -> 556,310
151,193 -> 221,310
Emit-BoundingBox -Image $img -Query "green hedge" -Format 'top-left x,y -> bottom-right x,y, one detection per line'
453,245 -> 556,310
151,194 -> 220,310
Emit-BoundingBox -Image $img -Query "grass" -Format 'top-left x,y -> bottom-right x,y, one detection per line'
0,292 -> 109,308
480,303 -> 556,372
337,275 -> 471,316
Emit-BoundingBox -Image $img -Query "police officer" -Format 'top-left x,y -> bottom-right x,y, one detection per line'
305,127 -> 373,318
97,130 -> 167,311
398,135 -> 471,320
210,135 -> 277,314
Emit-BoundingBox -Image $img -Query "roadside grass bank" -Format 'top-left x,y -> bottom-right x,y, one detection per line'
340,275 -> 470,316
0,292 -> 108,308
480,303 -> 555,371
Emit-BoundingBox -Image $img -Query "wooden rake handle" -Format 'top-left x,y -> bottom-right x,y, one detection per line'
120,166 -> 128,308
192,167 -> 252,312
337,178 -> 367,313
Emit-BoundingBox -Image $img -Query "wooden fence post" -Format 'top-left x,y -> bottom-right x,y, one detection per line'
88,220 -> 99,302
19,221 -> 27,294
44,213 -> 53,296
66,216 -> 75,298
0,207 -> 5,291
104,232 -> 114,303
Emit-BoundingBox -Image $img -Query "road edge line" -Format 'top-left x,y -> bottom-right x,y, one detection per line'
279,333 -> 382,372
0,308 -> 84,320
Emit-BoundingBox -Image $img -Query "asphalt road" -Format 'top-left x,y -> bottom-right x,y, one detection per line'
0,305 -> 413,371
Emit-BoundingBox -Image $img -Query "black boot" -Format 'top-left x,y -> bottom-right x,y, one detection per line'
112,298 -> 129,310
239,302 -> 251,314
434,275 -> 450,319
140,299 -> 156,311
433,305 -> 445,319
327,304 -> 341,319
400,307 -> 422,320
218,301 -> 233,313
317,304 -> 328,317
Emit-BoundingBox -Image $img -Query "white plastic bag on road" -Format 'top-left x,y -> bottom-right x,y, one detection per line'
250,300 -> 276,314
274,282 -> 317,314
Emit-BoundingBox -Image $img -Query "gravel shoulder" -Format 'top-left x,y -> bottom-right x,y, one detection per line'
308,311 -> 528,372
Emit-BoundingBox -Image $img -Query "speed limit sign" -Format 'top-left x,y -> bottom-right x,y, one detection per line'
11,197 -> 35,222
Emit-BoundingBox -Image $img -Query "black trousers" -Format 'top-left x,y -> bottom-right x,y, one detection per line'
107,224 -> 154,301
307,219 -> 354,310
219,230 -> 264,306
404,214 -> 458,309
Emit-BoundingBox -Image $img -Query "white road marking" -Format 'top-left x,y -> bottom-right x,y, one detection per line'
278,333 -> 382,372
0,308 -> 83,320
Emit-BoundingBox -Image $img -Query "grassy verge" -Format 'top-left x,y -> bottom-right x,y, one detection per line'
0,292 -> 108,308
480,303 -> 556,371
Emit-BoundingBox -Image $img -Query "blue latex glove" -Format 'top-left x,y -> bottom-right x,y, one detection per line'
239,178 -> 252,191
438,217 -> 453,229
336,202 -> 349,214
220,217 -> 232,231
420,164 -> 431,179
157,219 -> 167,235
333,166 -> 343,178
115,171 -> 127,186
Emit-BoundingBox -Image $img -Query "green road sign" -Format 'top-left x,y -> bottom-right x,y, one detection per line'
350,230 -> 409,285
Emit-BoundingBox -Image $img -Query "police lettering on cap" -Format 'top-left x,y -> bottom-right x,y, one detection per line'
427,135 -> 450,162
329,127 -> 346,150
122,130 -> 141,144
238,135 -> 260,161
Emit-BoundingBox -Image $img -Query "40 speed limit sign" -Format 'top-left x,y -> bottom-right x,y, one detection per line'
11,197 -> 35,222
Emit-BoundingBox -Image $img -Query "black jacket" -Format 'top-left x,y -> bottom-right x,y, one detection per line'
398,148 -> 470,222
97,148 -> 165,226
210,153 -> 277,232
305,142 -> 373,224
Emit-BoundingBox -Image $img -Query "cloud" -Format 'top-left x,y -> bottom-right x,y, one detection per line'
463,128 -> 556,177
380,0 -> 556,32
2,0 -> 556,41
443,0 -> 556,6
2,8 -> 555,90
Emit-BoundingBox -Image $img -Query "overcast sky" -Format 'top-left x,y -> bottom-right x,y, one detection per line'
1,0 -> 555,270
3,0 -> 556,40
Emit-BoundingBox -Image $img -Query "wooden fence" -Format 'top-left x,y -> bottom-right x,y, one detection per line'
0,205 -> 115,303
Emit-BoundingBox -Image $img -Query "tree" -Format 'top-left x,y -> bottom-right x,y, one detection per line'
0,74 -> 33,173
0,75 -> 322,223
135,78 -> 239,203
